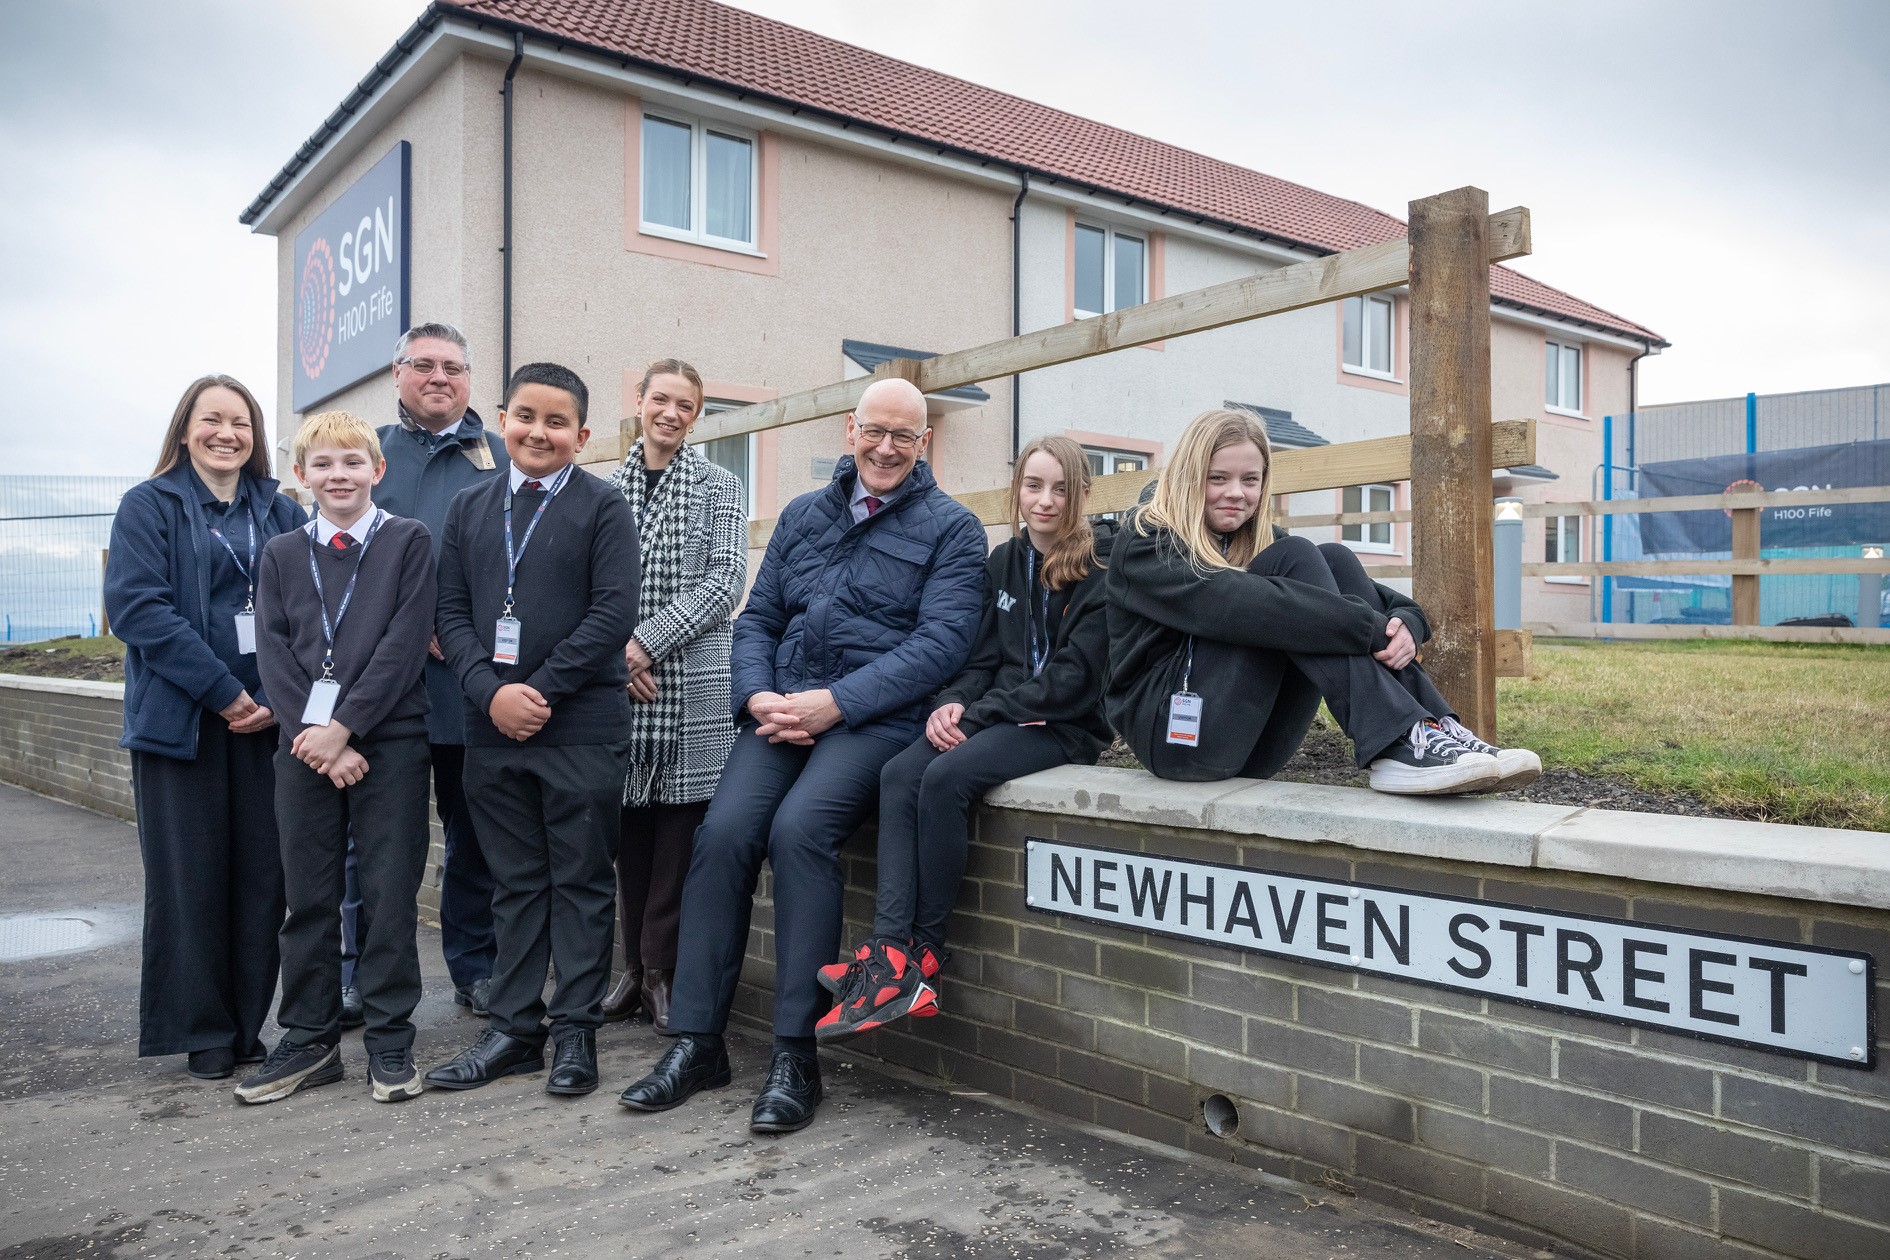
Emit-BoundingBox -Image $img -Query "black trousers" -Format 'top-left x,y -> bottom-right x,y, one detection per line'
1140,538 -> 1450,782
617,799 -> 707,971
873,724 -> 1069,949
131,710 -> 282,1059
274,735 -> 430,1055
463,741 -> 627,1042
668,725 -> 905,1040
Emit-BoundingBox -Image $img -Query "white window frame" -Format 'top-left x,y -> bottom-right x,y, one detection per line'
1545,339 -> 1584,417
700,400 -> 760,520
1342,294 -> 1398,380
1083,446 -> 1148,477
1544,513 -> 1587,584
1341,483 -> 1397,553
1072,222 -> 1148,318
638,110 -> 763,256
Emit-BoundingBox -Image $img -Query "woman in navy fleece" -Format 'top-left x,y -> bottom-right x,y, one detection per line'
104,375 -> 306,1081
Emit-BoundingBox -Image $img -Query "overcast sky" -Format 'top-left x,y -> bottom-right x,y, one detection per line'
2,0 -> 1885,476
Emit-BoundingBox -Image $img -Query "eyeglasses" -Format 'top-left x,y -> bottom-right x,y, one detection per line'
397,357 -> 469,378
857,424 -> 927,450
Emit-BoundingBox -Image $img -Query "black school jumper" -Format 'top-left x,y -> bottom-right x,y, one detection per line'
436,468 -> 640,1043
872,529 -> 1114,951
256,513 -> 435,1056
1106,520 -> 1452,782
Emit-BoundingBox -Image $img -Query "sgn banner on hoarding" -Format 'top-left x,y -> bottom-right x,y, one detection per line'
291,142 -> 410,413
1637,439 -> 1890,553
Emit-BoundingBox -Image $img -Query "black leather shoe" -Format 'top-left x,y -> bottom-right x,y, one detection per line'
424,1029 -> 544,1090
546,1028 -> 599,1096
187,1047 -> 235,1080
453,977 -> 492,1016
617,1034 -> 731,1112
600,968 -> 643,1022
641,968 -> 674,1035
340,985 -> 366,1030
750,1051 -> 823,1134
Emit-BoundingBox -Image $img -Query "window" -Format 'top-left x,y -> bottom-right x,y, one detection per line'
1073,223 -> 1146,317
1342,294 -> 1395,377
1545,340 -> 1583,413
640,112 -> 758,251
701,400 -> 759,519
1545,514 -> 1584,582
1084,447 -> 1147,477
1342,484 -> 1396,551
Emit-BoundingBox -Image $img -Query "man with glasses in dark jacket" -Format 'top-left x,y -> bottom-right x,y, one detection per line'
338,323 -> 508,1021
616,377 -> 986,1134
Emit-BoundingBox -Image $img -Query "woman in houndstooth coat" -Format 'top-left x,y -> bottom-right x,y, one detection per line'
603,358 -> 749,1031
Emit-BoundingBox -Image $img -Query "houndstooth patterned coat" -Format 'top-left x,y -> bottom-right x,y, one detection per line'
610,440 -> 748,805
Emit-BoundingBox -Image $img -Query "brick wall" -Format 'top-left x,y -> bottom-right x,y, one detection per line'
0,675 -> 449,925
733,806 -> 1890,1260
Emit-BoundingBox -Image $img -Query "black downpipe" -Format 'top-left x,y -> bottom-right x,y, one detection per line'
500,32 -> 524,395
1010,168 -> 1030,461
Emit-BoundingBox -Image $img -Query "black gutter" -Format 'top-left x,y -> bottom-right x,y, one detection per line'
501,31 -> 523,394
1010,168 -> 1029,461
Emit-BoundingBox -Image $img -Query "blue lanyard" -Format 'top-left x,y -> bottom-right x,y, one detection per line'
207,500 -> 260,611
1025,547 -> 1051,676
305,510 -> 386,679
503,464 -> 573,612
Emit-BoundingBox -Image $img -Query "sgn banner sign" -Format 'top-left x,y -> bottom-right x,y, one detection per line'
291,142 -> 411,412
1637,439 -> 1890,553
1024,840 -> 1873,1066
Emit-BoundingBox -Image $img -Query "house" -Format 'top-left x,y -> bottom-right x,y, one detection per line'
242,0 -> 1667,622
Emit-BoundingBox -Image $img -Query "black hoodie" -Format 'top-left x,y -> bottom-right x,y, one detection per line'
933,522 -> 1117,763
1103,514 -> 1430,755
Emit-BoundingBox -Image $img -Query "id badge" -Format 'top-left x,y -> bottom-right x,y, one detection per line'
1165,691 -> 1203,746
302,678 -> 340,726
233,612 -> 257,654
493,615 -> 522,665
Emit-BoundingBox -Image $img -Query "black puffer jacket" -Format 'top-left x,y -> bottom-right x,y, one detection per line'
933,522 -> 1116,763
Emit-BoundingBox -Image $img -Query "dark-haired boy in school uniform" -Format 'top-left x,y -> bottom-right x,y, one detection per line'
425,362 -> 641,1097
242,410 -> 437,1104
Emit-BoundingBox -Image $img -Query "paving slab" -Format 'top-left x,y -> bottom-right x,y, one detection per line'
0,783 -> 1546,1259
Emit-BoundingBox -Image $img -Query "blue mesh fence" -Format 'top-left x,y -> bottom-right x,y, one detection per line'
1602,384 -> 1890,626
0,476 -> 141,642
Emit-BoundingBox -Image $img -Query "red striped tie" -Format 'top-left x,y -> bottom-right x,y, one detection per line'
331,532 -> 353,550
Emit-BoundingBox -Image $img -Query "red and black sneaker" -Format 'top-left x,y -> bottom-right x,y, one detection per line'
907,941 -> 946,1017
817,941 -> 873,996
815,937 -> 936,1043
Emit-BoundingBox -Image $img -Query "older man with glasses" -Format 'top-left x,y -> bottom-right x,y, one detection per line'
616,377 -> 986,1134
332,323 -> 509,1025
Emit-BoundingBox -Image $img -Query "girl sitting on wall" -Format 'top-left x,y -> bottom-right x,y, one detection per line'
1104,407 -> 1539,794
814,435 -> 1115,1041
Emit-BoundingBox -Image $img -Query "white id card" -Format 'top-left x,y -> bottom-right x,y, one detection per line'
493,616 -> 522,665
1165,691 -> 1203,746
302,678 -> 340,726
233,612 -> 257,654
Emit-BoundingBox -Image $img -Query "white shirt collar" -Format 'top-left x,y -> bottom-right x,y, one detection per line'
433,418 -> 463,440
312,509 -> 377,545
849,472 -> 906,522
508,462 -> 575,494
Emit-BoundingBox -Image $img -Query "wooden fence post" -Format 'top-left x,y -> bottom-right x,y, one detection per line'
1731,508 -> 1761,625
1409,187 -> 1497,738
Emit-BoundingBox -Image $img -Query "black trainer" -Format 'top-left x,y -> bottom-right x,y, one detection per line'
369,1047 -> 423,1103
1437,716 -> 1544,791
235,1040 -> 343,1105
1367,720 -> 1503,795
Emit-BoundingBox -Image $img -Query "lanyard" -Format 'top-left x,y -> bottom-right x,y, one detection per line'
503,464 -> 573,613
1025,547 -> 1052,676
1179,635 -> 1196,693
305,510 -> 386,680
207,500 -> 260,612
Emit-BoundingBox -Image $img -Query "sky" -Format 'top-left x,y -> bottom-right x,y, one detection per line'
1,0 -> 1886,476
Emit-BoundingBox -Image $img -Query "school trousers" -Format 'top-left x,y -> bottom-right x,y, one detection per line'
1142,538 -> 1449,782
463,740 -> 628,1043
872,724 -> 1069,950
668,725 -> 906,1040
131,710 -> 283,1059
274,735 -> 430,1055
617,799 -> 708,971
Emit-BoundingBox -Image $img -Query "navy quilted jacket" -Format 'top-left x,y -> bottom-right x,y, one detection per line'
731,456 -> 986,743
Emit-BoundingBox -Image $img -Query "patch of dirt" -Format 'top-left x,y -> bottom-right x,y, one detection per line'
1098,725 -> 1723,820
0,642 -> 124,682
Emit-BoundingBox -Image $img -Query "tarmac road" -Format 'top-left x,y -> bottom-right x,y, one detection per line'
0,782 -> 1546,1260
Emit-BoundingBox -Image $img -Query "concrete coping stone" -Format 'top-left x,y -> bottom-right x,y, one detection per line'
985,764 -> 1890,912
0,673 -> 125,701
